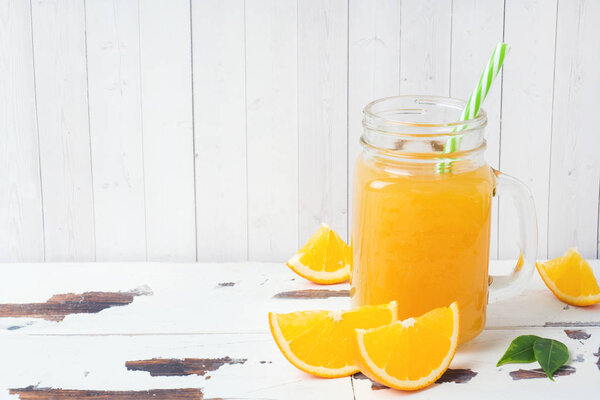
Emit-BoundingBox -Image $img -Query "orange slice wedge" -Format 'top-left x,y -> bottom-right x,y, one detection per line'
354,302 -> 459,391
286,223 -> 351,284
536,248 -> 600,306
269,301 -> 397,378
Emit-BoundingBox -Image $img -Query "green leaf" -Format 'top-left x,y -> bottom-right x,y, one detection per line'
496,335 -> 541,367
533,338 -> 569,381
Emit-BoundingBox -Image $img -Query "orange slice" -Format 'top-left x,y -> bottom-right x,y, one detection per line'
536,248 -> 600,306
286,223 -> 351,284
354,302 -> 459,391
269,301 -> 397,378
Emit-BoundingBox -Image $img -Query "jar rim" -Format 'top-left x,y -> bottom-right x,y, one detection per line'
363,95 -> 487,136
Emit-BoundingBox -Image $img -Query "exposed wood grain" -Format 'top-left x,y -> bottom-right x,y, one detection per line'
0,333 -> 355,399
245,0 -> 298,261
353,368 -> 477,391
509,365 -> 575,380
572,354 -> 585,363
0,0 -> 44,261
85,0 -> 147,261
9,387 -> 204,400
0,288 -> 149,321
352,373 -> 389,391
0,261 -> 596,335
298,0 -> 348,244
435,368 -> 478,384
126,357 -> 246,376
273,289 -> 350,299
0,262 -> 354,334
30,0 -> 95,261
544,321 -> 600,328
139,0 -> 196,261
564,329 -> 591,340
192,0 -> 247,262
0,265 -> 599,398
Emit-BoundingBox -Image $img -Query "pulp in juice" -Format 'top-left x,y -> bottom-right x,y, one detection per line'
351,154 -> 495,343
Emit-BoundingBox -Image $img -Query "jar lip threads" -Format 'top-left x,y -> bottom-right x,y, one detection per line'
362,95 -> 487,137
360,96 -> 487,159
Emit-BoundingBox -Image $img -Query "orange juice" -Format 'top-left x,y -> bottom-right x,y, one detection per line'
351,154 -> 495,343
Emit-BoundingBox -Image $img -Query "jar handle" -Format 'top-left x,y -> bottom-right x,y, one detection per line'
488,169 -> 538,303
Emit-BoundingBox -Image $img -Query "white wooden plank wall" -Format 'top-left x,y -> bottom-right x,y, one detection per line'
30,0 -> 96,261
192,0 -> 247,261
451,0 -> 504,259
139,0 -> 196,261
245,0 -> 298,261
86,0 -> 147,261
500,0 -> 557,259
0,0 -> 599,262
298,0 -> 348,245
548,0 -> 600,259
400,0 -> 452,96
347,0 -> 401,231
0,1 -> 44,261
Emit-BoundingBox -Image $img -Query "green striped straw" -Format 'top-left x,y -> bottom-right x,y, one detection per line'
437,42 -> 510,173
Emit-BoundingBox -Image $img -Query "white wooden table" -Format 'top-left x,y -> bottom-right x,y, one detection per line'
0,261 -> 598,399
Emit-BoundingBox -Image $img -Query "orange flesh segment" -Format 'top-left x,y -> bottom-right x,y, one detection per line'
355,302 -> 459,391
286,223 -> 351,284
269,301 -> 397,378
536,248 -> 600,306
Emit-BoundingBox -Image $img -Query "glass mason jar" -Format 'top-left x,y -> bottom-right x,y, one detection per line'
350,95 -> 537,343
